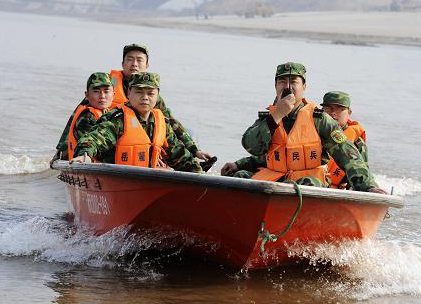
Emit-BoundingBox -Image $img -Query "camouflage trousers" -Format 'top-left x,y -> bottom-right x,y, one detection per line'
233,170 -> 327,187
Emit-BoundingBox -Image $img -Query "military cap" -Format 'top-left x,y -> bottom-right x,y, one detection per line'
275,62 -> 306,81
123,44 -> 149,60
129,72 -> 160,89
86,72 -> 113,90
321,91 -> 351,108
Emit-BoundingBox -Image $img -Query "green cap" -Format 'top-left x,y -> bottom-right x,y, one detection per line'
123,44 -> 149,60
321,91 -> 351,108
275,62 -> 306,81
129,72 -> 160,89
86,72 -> 113,90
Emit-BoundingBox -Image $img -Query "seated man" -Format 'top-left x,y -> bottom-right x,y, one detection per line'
223,62 -> 385,193
71,72 -> 202,173
67,73 -> 115,160
321,91 -> 368,189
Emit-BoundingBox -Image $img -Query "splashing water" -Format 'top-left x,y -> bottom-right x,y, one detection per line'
374,174 -> 421,196
287,239 -> 421,300
0,215 -> 177,277
0,153 -> 50,175
0,213 -> 219,279
0,216 -> 128,266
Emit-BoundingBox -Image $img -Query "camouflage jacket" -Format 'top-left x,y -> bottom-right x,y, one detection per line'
349,125 -> 368,163
155,95 -> 199,155
240,101 -> 377,191
55,94 -> 199,159
55,99 -> 89,160
332,122 -> 369,186
72,109 -> 101,142
122,74 -> 199,155
73,104 -> 202,173
235,155 -> 266,173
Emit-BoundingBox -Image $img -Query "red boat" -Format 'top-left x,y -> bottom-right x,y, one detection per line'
52,161 -> 404,270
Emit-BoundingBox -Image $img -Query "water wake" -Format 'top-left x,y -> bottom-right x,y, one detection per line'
287,239 -> 421,299
0,153 -> 50,175
375,174 -> 421,196
0,215 -> 173,278
1,215 -> 420,298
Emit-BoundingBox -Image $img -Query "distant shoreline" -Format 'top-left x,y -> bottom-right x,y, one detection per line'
2,9 -> 421,47
103,11 -> 421,48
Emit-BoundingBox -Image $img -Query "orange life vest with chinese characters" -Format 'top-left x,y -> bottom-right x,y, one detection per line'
110,70 -> 128,104
327,120 -> 366,189
115,106 -> 167,168
68,105 -> 103,160
252,102 -> 327,184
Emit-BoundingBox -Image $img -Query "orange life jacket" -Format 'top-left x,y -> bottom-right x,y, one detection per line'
327,120 -> 366,189
68,105 -> 103,160
252,101 -> 327,185
115,106 -> 168,168
110,70 -> 128,104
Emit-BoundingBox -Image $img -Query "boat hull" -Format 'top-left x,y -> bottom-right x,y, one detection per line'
54,162 -> 403,269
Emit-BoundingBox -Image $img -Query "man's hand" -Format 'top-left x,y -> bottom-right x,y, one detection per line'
221,162 -> 238,176
70,155 -> 92,164
368,187 -> 388,195
271,93 -> 296,124
196,150 -> 211,161
155,158 -> 174,170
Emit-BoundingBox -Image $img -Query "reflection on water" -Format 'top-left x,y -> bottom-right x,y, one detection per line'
44,259 -> 358,304
40,254 -> 421,304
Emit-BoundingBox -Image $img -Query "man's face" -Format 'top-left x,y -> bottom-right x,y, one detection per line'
275,76 -> 306,104
128,87 -> 158,116
323,104 -> 352,127
85,86 -> 114,110
122,50 -> 149,76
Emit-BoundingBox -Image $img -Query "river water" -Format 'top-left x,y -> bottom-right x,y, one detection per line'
0,11 -> 421,304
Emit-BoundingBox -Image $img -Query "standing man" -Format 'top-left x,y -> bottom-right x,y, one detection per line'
110,44 -> 211,161
109,44 -> 149,104
71,72 -> 202,174
227,62 -> 385,193
321,91 -> 368,189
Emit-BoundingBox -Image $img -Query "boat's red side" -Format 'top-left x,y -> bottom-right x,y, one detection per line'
63,171 -> 388,269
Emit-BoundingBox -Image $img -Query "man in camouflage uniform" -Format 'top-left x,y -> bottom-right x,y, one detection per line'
321,91 -> 369,188
222,62 -> 385,193
69,73 -> 114,155
50,73 -> 113,163
52,44 -> 211,163
71,72 -> 202,173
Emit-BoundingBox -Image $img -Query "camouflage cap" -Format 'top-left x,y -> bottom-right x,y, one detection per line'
321,91 -> 351,108
123,44 -> 149,60
275,62 -> 306,81
86,72 -> 113,90
129,72 -> 160,89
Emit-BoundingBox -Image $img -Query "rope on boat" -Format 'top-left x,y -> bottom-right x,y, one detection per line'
258,181 -> 303,256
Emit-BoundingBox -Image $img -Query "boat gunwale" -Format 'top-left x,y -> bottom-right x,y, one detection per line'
52,161 -> 404,208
